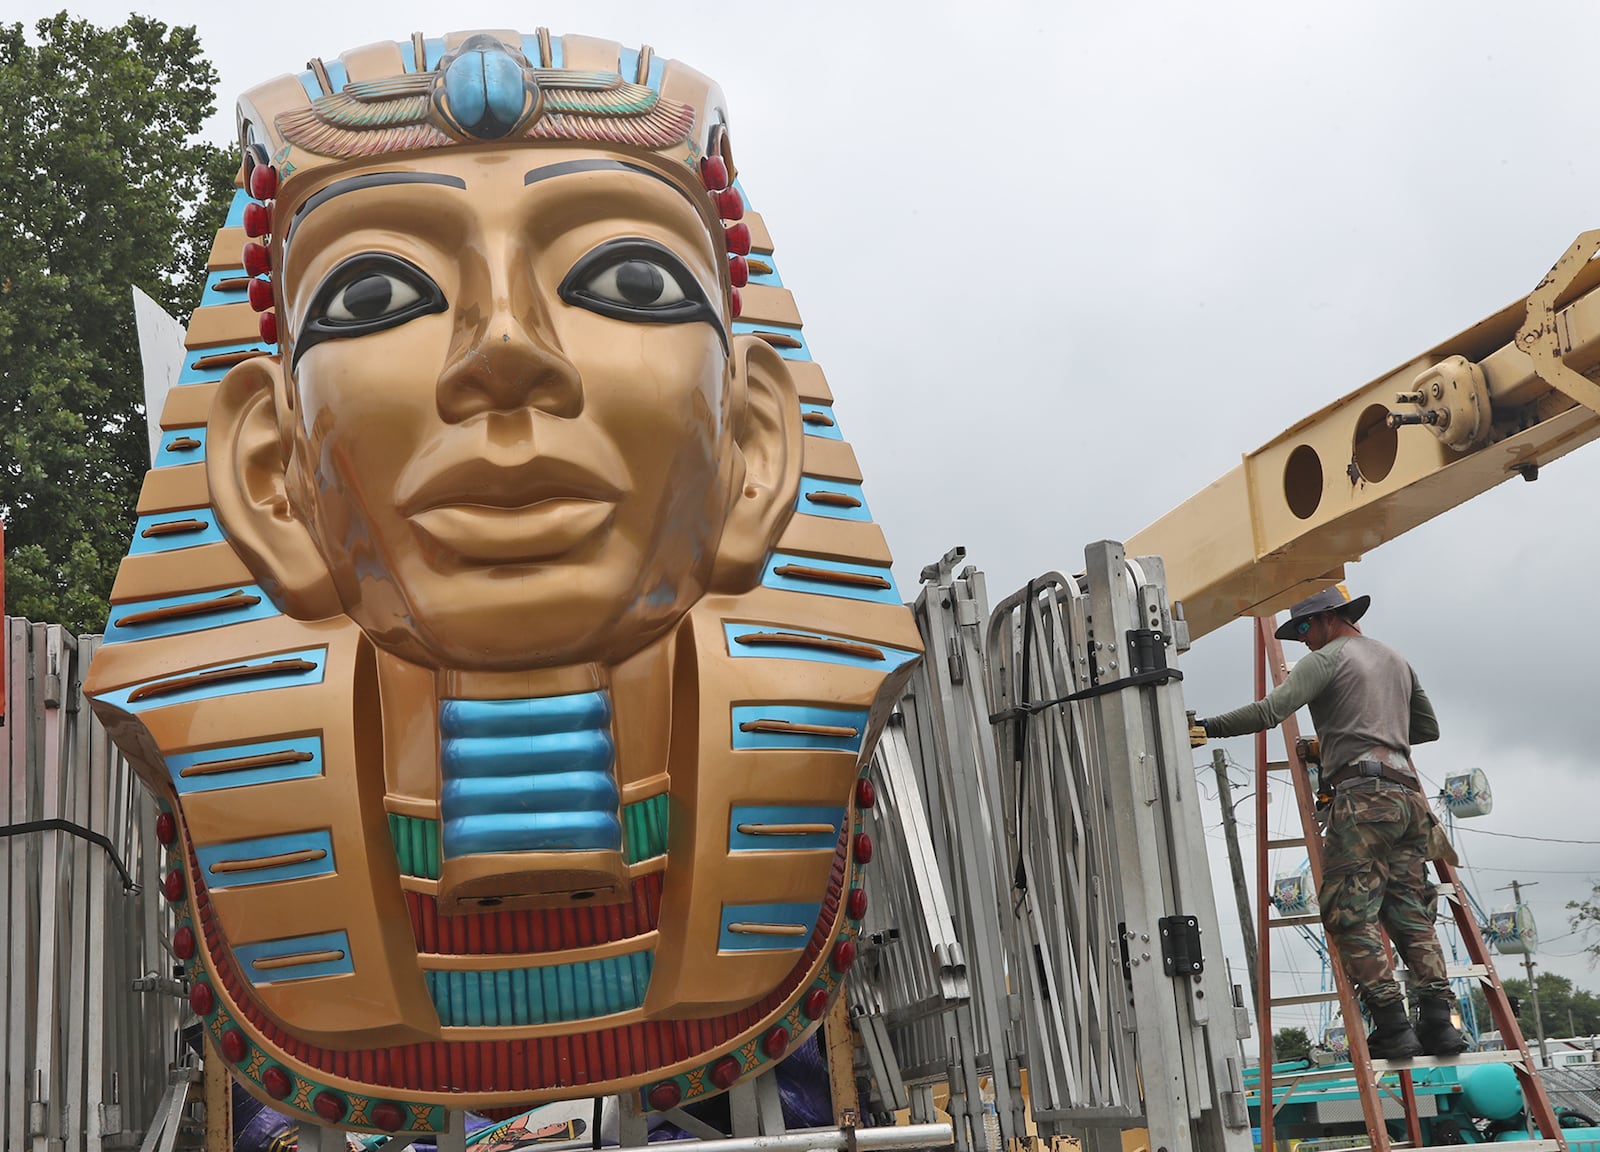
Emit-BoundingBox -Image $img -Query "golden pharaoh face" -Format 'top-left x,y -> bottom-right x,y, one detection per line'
86,30 -> 919,1134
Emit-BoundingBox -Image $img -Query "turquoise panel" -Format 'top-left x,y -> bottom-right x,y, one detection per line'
127,509 -> 225,556
731,704 -> 869,753
718,902 -> 821,952
547,37 -> 564,69
423,38 -> 447,70
198,268 -> 254,309
796,476 -> 872,523
95,647 -> 327,713
731,321 -> 809,361
723,622 -> 916,672
324,60 -> 349,92
441,811 -> 621,857
195,829 -> 335,888
425,951 -> 651,1026
168,735 -> 324,796
156,427 -> 209,466
233,930 -> 354,983
733,179 -> 753,212
177,341 -> 274,386
746,256 -> 784,288
800,403 -> 843,440
296,71 -> 322,100
618,47 -> 641,84
729,806 -> 844,851
104,584 -> 279,644
761,552 -> 902,605
223,189 -> 251,229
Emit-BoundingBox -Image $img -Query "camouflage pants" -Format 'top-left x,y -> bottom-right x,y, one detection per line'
1317,779 -> 1451,1010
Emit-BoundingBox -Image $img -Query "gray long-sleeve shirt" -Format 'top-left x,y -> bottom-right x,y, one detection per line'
1205,635 -> 1439,778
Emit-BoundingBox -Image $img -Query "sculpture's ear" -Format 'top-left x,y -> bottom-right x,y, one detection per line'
710,334 -> 803,593
206,357 -> 343,620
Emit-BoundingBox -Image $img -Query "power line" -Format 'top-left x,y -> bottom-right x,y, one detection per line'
1453,827 -> 1600,846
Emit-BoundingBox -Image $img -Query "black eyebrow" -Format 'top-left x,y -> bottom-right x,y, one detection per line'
286,172 -> 467,247
525,159 -> 686,195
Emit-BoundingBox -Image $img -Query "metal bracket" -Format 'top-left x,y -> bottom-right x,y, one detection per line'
1157,915 -> 1203,977
1518,228 -> 1600,417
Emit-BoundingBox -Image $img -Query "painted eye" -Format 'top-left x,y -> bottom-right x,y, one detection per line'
294,253 -> 447,370
583,259 -> 687,309
558,239 -> 725,350
324,271 -> 425,323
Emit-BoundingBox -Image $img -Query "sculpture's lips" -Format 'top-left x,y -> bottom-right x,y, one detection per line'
409,499 -> 615,563
400,456 -> 620,563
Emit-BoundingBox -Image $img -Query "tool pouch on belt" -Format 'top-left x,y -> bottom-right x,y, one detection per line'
1426,810 -> 1460,866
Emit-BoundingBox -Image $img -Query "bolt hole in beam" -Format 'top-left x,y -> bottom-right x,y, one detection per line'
1284,443 -> 1324,520
1352,403 -> 1398,483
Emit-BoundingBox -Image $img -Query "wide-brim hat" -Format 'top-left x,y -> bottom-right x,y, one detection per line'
1274,585 -> 1371,640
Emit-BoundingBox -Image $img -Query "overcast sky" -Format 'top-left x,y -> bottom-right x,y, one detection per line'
16,0 -> 1600,1041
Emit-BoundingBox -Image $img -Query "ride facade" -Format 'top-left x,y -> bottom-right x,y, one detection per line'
83,28 -> 919,1136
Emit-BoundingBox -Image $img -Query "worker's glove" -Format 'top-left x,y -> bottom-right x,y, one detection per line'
1295,736 -> 1321,765
1188,714 -> 1209,748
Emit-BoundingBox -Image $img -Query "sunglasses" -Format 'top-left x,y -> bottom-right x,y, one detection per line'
1294,618 -> 1314,637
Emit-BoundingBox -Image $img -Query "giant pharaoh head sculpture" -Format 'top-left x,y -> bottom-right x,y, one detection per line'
86,30 -> 919,1134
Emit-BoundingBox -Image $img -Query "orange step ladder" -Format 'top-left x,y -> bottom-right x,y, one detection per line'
1251,616 -> 1566,1151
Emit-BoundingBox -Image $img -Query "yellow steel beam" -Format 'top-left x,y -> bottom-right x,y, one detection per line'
1128,235 -> 1600,641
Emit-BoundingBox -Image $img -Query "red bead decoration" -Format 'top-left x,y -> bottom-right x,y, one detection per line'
261,1065 -> 293,1100
242,242 -> 270,277
162,870 -> 184,902
247,277 -> 274,312
220,1027 -> 248,1063
854,832 -> 874,865
188,981 -> 215,1016
259,312 -> 278,345
172,925 -> 196,960
856,778 -> 876,809
313,1091 -> 347,1123
802,987 -> 830,1021
647,1080 -> 682,1111
242,201 -> 272,238
709,1056 -> 742,1090
714,187 -> 744,221
728,255 -> 748,288
372,1102 -> 406,1132
724,222 -> 751,255
762,1026 -> 789,1060
832,938 -> 857,973
155,811 -> 177,845
248,164 -> 278,201
847,888 -> 869,921
729,289 -> 742,319
699,155 -> 729,191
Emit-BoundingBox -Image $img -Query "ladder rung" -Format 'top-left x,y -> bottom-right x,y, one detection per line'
1265,759 -> 1293,772
1270,990 -> 1342,1007
1436,882 -> 1458,897
1260,1050 -> 1539,1089
1445,963 -> 1490,980
1270,913 -> 1321,927
1413,1143 -> 1559,1152
1267,836 -> 1307,849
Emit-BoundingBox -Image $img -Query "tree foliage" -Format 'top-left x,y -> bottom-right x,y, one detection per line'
0,13 -> 235,632
1273,1026 -> 1311,1063
1470,973 -> 1600,1038
1571,880 -> 1600,966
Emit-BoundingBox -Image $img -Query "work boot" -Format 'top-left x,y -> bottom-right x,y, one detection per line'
1365,1001 -> 1422,1060
1415,997 -> 1468,1057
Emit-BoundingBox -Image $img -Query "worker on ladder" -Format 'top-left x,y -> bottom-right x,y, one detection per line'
1195,586 -> 1469,1060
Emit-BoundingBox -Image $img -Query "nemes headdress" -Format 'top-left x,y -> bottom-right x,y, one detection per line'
86,28 -> 921,1137
236,30 -> 753,351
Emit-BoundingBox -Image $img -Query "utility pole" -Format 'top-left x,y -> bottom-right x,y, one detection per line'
1211,748 -> 1260,1018
1501,880 -> 1549,1066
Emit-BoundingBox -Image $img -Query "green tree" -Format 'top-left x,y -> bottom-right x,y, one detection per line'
1471,974 -> 1600,1039
1273,1026 -> 1311,1063
1571,880 -> 1600,966
0,14 -> 235,632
